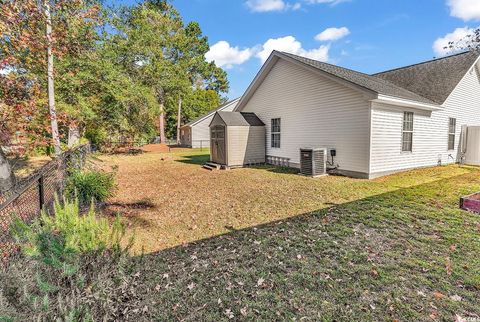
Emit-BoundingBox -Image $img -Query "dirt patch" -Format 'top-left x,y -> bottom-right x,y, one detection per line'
141,144 -> 171,153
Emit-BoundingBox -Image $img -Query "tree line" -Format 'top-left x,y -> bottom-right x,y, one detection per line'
0,0 -> 228,153
0,0 -> 229,191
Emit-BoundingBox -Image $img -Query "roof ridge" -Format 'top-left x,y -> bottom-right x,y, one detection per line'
372,50 -> 478,76
185,97 -> 240,126
280,51 -> 374,78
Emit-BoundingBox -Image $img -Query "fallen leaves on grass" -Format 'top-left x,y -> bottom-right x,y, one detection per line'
100,151 -> 477,254
257,277 -> 265,287
433,291 -> 446,300
446,257 -> 453,275
96,151 -> 480,320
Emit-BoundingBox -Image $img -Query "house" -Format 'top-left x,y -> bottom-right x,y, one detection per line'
179,98 -> 239,148
215,50 -> 480,179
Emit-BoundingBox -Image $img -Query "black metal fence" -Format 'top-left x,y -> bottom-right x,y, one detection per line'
0,144 -> 90,262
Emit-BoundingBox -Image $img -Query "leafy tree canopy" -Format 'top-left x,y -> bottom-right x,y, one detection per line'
0,0 -> 229,149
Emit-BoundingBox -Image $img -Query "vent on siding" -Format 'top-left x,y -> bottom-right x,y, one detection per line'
300,148 -> 327,177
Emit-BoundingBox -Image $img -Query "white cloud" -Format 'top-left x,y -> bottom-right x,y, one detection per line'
256,36 -> 330,63
246,0 -> 286,12
306,0 -> 350,6
315,27 -> 350,41
245,0 -> 301,12
291,2 -> 302,10
448,0 -> 480,21
245,0 -> 350,13
433,27 -> 476,56
205,41 -> 254,68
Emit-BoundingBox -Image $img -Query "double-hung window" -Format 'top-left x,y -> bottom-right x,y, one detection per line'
402,112 -> 414,152
271,118 -> 281,148
448,118 -> 456,150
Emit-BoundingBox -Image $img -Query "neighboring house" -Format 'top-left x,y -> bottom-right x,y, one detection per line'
180,98 -> 239,148
221,50 -> 480,179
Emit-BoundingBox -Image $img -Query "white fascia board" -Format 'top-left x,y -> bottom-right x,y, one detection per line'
372,95 -> 442,111
189,98 -> 240,127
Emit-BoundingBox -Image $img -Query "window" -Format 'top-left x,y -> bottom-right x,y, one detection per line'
402,112 -> 414,152
448,118 -> 456,150
271,118 -> 281,148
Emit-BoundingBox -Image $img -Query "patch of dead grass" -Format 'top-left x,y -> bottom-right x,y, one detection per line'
99,150 -> 478,254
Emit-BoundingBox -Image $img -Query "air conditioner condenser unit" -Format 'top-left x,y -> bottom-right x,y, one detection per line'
300,148 -> 327,177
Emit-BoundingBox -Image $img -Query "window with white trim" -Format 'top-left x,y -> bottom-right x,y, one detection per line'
402,112 -> 413,152
448,118 -> 456,150
271,118 -> 281,148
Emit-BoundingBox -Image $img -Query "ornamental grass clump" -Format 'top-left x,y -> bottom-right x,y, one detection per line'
65,169 -> 116,206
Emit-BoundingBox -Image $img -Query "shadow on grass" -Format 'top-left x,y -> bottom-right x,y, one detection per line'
132,169 -> 480,321
176,153 -> 210,165
106,200 -> 156,210
251,164 -> 300,174
103,200 -> 156,228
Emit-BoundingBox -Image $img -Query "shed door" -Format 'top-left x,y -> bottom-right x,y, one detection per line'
211,125 -> 226,165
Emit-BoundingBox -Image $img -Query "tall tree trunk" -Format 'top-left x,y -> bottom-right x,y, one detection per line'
156,88 -> 167,144
0,148 -> 15,193
159,104 -> 166,144
176,97 -> 182,145
45,0 -> 61,156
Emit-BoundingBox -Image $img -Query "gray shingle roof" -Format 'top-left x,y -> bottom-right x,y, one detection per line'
216,112 -> 265,126
281,52 -> 438,105
185,98 -> 240,127
373,51 -> 480,104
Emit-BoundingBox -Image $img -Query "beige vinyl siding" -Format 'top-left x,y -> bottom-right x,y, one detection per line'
241,59 -> 371,174
226,126 -> 265,167
370,61 -> 480,176
180,126 -> 192,147
191,126 -> 210,149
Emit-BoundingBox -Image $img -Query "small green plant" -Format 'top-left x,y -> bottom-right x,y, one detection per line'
12,197 -> 124,256
65,170 -> 116,205
0,198 -> 138,321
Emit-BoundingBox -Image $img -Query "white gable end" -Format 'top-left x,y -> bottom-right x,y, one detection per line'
241,58 -> 371,175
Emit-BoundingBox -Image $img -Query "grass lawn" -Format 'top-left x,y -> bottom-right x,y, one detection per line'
100,149 -> 480,321
9,155 -> 51,178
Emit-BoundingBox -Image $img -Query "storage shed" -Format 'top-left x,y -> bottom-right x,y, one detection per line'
209,112 -> 265,167
465,126 -> 480,166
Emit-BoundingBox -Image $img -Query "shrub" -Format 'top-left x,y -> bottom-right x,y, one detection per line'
84,127 -> 108,147
0,198 -> 141,321
65,170 -> 116,205
14,197 -> 123,255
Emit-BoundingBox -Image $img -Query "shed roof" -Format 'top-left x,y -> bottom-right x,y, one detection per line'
215,112 -> 265,126
372,50 -> 480,104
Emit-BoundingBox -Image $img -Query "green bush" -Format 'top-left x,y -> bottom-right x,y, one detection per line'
65,170 -> 116,205
84,127 -> 108,147
0,198 -> 139,321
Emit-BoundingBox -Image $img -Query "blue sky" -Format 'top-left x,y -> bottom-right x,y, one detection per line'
116,0 -> 480,99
